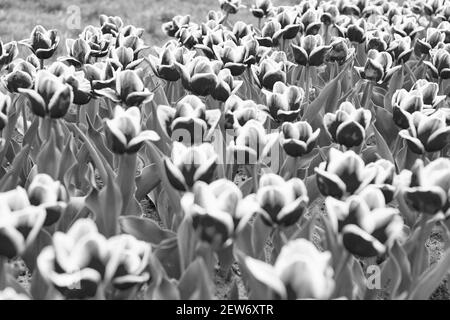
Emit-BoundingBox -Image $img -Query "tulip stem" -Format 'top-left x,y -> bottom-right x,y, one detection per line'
252,163 -> 259,192
361,81 -> 373,110
116,153 -> 138,215
0,257 -> 6,290
304,66 -> 311,106
413,215 -> 430,285
39,59 -> 44,70
21,103 -> 28,133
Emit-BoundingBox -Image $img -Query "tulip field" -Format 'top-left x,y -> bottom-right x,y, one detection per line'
0,0 -> 450,301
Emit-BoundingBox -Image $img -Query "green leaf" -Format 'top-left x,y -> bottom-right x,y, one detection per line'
178,258 -> 214,300
251,215 -> 271,260
119,216 -> 176,245
154,237 -> 181,279
135,164 -> 161,200
36,131 -> 61,178
371,124 -> 395,164
22,229 -> 52,272
177,215 -> 197,272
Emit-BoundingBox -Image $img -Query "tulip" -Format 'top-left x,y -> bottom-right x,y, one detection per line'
212,68 -> 243,102
326,37 -> 354,65
96,69 -> 154,107
346,20 -> 366,44
18,70 -> 73,118
399,111 -> 450,154
250,0 -> 274,19
241,35 -> 270,66
21,25 -> 60,62
366,159 -> 396,203
0,41 -> 18,69
213,41 -> 247,76
392,88 -> 424,129
175,56 -> 222,96
99,15 -> 124,36
315,148 -> 376,199
3,59 -> 36,93
280,121 -> 320,157
387,34 -> 413,64
245,239 -> 335,299
80,25 -> 111,58
227,119 -> 278,165
219,0 -> 245,15
105,106 -> 159,154
27,174 -> 69,226
233,21 -> 253,40
0,288 -> 29,300
60,38 -> 91,67
0,187 -> 46,259
251,56 -> 287,90
196,27 -> 236,59
403,158 -> 450,215
147,43 -> 195,82
424,47 -> 450,80
292,35 -> 332,67
257,20 -> 282,47
223,95 -> 268,131
164,142 -> 218,192
356,49 -> 401,84
392,15 -> 423,40
366,29 -> 391,52
272,10 -> 301,41
415,28 -> 445,56
48,62 -> 92,106
37,219 -> 109,299
263,81 -> 304,122
299,9 -> 322,36
104,235 -> 151,296
157,95 -> 221,145
109,46 -> 143,70
181,181 -> 235,250
176,26 -> 202,49
83,60 -> 118,92
323,101 -> 372,148
326,187 -> 404,257
162,15 -> 191,38
116,34 -> 149,59
411,79 -> 446,109
252,173 -> 309,227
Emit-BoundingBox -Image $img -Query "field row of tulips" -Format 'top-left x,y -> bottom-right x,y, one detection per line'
0,0 -> 449,300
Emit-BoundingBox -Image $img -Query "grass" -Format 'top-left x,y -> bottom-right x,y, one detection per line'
0,0 -> 298,48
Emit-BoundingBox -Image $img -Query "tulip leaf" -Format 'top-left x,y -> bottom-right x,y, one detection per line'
409,246 -> 450,300
177,215 -> 198,273
30,269 -> 52,300
385,68 -> 404,112
146,251 -> 180,300
22,229 -> 52,272
217,244 -> 235,276
235,222 -> 254,257
0,144 -> 31,192
22,116 -> 40,147
36,131 -> 61,179
374,106 -> 398,149
135,164 -> 161,200
119,216 -> 176,245
251,215 -> 271,260
154,237 -> 181,279
178,258 -> 214,300
371,124 -> 395,164
86,115 -> 113,168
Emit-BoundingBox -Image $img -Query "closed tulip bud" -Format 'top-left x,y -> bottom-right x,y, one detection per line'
175,56 -> 222,96
164,142 -> 218,192
263,81 -> 304,122
157,95 -> 221,145
300,9 -> 322,36
366,30 -> 391,52
403,158 -> 450,215
326,187 -> 404,257
37,219 -> 109,299
116,34 -> 149,59
4,59 -> 36,93
245,239 -> 335,299
83,60 -> 118,92
61,38 -> 91,67
324,101 -> 372,148
326,37 -> 354,65
425,48 -> 450,79
212,68 -> 243,102
292,35 -> 332,67
346,21 -> 366,44
21,25 -> 60,60
99,15 -> 124,36
223,95 -> 268,131
18,70 -> 73,118
251,57 -> 286,90
315,148 -> 377,199
250,0 -> 274,18
356,49 -> 401,84
399,111 -> 450,154
27,174 -> 69,226
0,187 -> 46,259
280,121 -> 320,157
228,119 -> 278,164
254,173 -> 309,227
181,181 -> 235,250
272,10 -> 301,40
104,235 -> 151,296
233,21 -> 252,40
0,41 -> 18,69
96,69 -> 153,107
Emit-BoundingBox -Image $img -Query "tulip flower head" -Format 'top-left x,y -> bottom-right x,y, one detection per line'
21,25 -> 60,60
356,49 -> 401,84
0,40 -> 18,69
250,0 -> 274,19
280,121 -> 320,157
3,59 -> 37,93
263,81 -> 304,123
105,106 -> 160,154
292,35 -> 332,67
